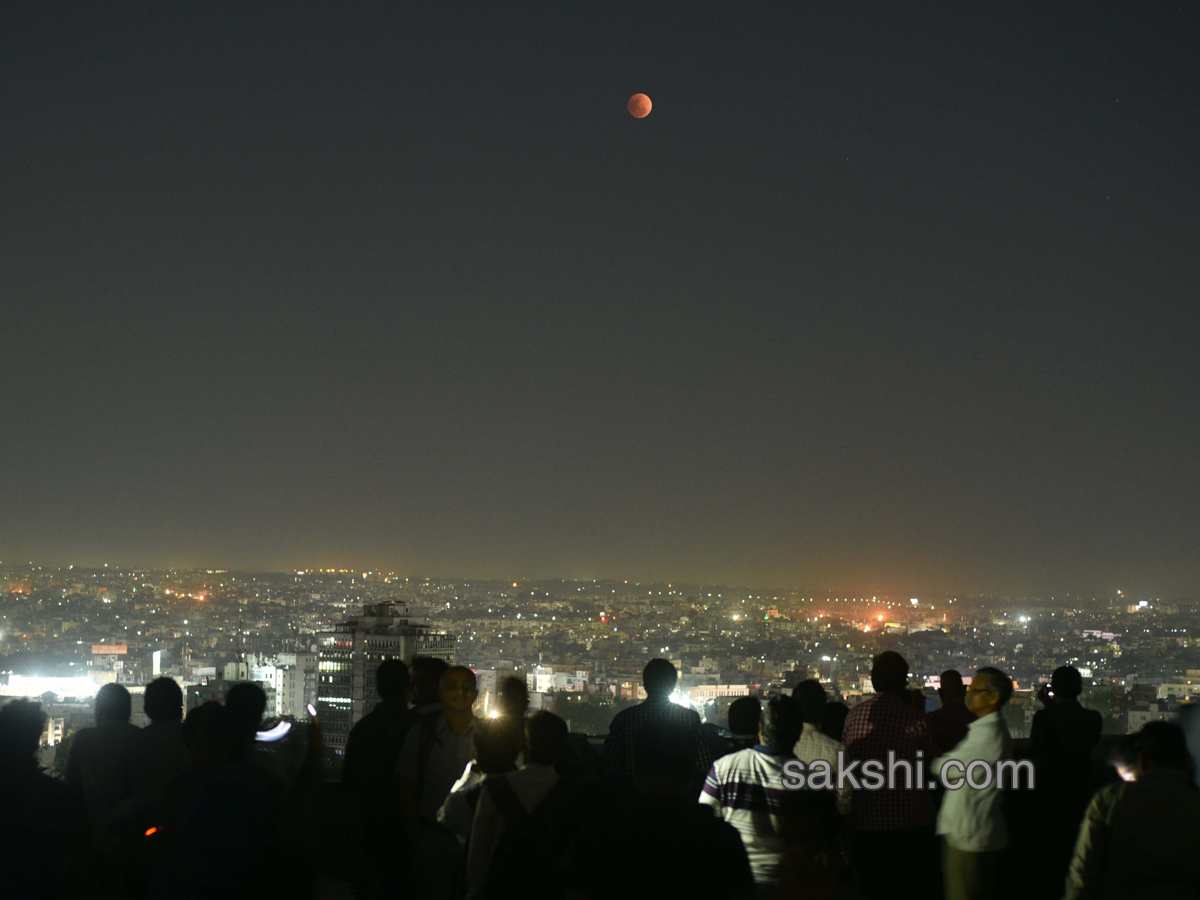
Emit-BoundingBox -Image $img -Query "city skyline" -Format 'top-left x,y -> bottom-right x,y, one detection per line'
0,557 -> 1181,606
3,4 -> 1198,597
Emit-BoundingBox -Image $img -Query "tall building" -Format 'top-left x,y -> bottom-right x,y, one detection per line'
317,601 -> 456,755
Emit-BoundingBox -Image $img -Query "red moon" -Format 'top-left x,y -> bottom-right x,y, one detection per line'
627,93 -> 652,118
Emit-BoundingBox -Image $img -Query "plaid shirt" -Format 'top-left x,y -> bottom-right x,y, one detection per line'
842,692 -> 939,831
603,695 -> 713,785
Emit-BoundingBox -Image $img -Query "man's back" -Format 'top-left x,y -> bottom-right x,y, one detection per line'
342,700 -> 415,797
571,789 -> 754,899
1065,770 -> 1200,900
842,692 -> 939,831
1032,702 -> 1102,764
700,747 -> 792,885
66,720 -> 140,843
793,722 -> 851,815
125,720 -> 191,803
604,697 -> 710,785
466,764 -> 562,899
926,701 -> 975,754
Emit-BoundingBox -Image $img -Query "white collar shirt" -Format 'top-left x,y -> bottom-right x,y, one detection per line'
933,711 -> 1012,852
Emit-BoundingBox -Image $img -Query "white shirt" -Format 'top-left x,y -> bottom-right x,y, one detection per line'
437,761 -> 487,843
466,763 -> 559,899
932,711 -> 1012,852
793,722 -> 852,816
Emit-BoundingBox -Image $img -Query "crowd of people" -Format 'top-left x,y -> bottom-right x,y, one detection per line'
2,653 -> 1198,899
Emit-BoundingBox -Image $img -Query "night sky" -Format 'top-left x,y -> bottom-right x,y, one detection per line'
2,4 -> 1197,595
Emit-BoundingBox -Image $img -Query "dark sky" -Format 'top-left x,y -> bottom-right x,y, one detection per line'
2,3 -> 1198,596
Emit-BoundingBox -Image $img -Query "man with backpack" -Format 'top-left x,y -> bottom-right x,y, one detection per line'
466,711 -> 572,899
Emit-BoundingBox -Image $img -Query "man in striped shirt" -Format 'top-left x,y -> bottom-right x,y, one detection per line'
700,695 -> 805,888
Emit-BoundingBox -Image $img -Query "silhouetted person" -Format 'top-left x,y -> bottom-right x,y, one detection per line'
1063,721 -> 1200,899
569,719 -> 755,899
0,699 -> 86,899
411,656 -> 452,715
927,670 -> 975,754
842,650 -> 940,900
793,679 -> 851,815
343,658 -> 415,797
467,711 -> 572,899
701,695 -> 805,889
125,677 -> 190,806
603,658 -> 712,789
342,659 -> 416,897
495,675 -> 530,719
821,701 -> 849,743
776,788 -> 858,900
153,701 -> 277,900
932,667 -> 1014,900
1031,665 -> 1103,894
399,665 -> 479,900
65,682 -> 139,853
438,716 -> 523,843
728,696 -> 763,752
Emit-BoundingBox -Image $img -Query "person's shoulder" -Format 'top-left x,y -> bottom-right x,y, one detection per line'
349,706 -> 379,732
713,746 -> 756,772
808,726 -> 844,752
608,706 -> 634,727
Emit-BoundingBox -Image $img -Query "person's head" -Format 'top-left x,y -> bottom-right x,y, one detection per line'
633,720 -> 693,796
0,699 -> 46,764
224,682 -> 267,747
728,696 -> 762,739
473,717 -> 522,775
496,676 -> 529,718
440,666 -> 478,714
968,667 -> 1013,717
938,670 -> 966,705
1050,666 -> 1084,700
95,683 -> 132,724
870,651 -> 909,695
792,680 -> 827,725
376,658 -> 411,704
761,696 -> 804,754
525,711 -> 569,765
820,702 -> 849,743
144,677 -> 184,723
1134,721 -> 1191,775
410,656 -> 451,707
642,658 -> 678,698
183,701 -> 240,772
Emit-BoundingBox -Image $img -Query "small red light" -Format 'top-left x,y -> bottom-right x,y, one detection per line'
144,827 -> 158,837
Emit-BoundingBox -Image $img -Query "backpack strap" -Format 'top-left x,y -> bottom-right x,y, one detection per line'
484,775 -> 529,828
